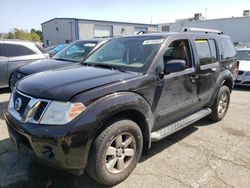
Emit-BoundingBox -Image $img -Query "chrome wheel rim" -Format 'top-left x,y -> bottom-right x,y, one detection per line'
105,133 -> 136,174
218,92 -> 228,115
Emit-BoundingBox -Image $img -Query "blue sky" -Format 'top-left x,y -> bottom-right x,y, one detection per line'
0,0 -> 250,32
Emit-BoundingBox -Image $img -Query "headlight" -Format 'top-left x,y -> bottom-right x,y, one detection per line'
40,101 -> 86,125
15,72 -> 23,79
245,71 -> 250,76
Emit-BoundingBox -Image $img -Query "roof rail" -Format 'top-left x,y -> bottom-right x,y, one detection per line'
182,27 -> 223,35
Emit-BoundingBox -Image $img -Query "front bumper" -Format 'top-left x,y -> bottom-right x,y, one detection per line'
4,110 -> 89,175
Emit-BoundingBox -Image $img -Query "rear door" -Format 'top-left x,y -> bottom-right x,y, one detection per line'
0,43 -> 8,87
193,38 -> 220,105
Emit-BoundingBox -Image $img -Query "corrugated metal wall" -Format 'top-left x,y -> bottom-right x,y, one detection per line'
77,20 -> 158,39
159,17 -> 250,43
78,22 -> 94,39
42,19 -> 77,47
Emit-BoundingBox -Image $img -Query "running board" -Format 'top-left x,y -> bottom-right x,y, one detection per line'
151,108 -> 211,142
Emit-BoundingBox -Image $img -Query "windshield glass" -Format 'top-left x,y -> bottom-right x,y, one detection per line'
53,41 -> 98,62
53,44 -> 67,52
237,50 -> 250,60
84,36 -> 164,72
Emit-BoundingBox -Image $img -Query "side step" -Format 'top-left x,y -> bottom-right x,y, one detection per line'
151,108 -> 211,142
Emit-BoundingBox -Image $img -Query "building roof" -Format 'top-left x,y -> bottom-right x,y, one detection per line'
41,18 -> 158,27
159,16 -> 250,25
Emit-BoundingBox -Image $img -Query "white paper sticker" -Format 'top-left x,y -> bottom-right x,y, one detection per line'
143,39 -> 164,45
84,43 -> 96,47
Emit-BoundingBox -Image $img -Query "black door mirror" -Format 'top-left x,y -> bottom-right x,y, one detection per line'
164,60 -> 186,74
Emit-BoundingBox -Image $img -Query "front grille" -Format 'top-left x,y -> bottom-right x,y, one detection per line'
34,101 -> 48,121
13,91 -> 31,115
238,71 -> 244,75
10,90 -> 51,124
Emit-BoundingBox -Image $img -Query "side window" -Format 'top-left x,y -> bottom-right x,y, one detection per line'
220,38 -> 236,60
5,44 -> 35,57
195,39 -> 217,66
0,44 -> 7,57
208,39 -> 217,63
161,39 -> 192,68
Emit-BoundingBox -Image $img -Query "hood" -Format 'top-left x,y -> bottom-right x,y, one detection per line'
17,59 -> 74,75
239,60 -> 250,71
17,65 -> 137,101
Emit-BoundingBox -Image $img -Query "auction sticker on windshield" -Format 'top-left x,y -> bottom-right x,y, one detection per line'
143,39 -> 164,45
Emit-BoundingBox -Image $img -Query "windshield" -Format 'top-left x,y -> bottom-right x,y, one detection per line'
53,44 -> 67,52
53,41 -> 98,62
84,36 -> 164,72
237,50 -> 250,60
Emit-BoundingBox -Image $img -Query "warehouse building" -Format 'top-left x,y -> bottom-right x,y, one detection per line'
158,11 -> 250,43
41,18 -> 158,47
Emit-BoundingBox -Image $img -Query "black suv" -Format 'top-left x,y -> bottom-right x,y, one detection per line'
5,29 -> 238,186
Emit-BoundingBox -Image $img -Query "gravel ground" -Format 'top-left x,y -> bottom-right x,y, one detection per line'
0,87 -> 249,188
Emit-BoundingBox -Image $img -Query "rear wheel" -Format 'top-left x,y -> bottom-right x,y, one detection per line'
86,118 -> 143,186
209,86 -> 230,121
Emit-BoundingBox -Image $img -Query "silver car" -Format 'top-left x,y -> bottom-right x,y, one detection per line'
236,48 -> 250,86
0,39 -> 49,88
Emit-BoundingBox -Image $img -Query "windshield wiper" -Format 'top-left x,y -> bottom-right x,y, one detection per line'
82,62 -> 126,72
53,58 -> 79,62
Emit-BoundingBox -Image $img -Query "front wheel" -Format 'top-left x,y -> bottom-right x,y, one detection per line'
86,118 -> 143,186
209,86 -> 230,121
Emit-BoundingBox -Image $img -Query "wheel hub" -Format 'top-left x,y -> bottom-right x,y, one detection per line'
105,133 -> 136,174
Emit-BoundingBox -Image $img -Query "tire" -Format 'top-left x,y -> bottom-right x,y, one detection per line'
209,86 -> 230,122
86,118 -> 143,186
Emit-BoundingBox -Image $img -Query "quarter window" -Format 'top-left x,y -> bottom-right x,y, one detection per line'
220,38 -> 236,60
6,44 -> 35,57
195,39 -> 217,66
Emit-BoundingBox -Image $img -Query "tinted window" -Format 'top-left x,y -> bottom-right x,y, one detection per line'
195,39 -> 212,66
6,44 -> 35,57
220,38 -> 236,60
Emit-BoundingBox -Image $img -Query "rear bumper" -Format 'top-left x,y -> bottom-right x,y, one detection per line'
4,110 -> 88,175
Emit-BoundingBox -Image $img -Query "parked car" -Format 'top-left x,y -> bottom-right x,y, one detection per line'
0,39 -> 49,88
47,44 -> 68,57
235,48 -> 250,86
10,39 -> 108,89
5,28 -> 237,186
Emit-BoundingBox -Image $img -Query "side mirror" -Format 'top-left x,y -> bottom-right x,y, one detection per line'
164,60 -> 186,74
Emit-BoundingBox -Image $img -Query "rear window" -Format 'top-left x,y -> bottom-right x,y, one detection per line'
6,44 -> 36,57
237,50 -> 250,60
220,38 -> 236,60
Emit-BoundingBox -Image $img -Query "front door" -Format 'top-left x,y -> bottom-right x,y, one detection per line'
154,38 -> 199,129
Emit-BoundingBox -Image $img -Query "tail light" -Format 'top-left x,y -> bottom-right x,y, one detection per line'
236,60 -> 239,72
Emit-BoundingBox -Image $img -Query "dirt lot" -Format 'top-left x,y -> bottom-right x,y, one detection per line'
0,87 -> 249,188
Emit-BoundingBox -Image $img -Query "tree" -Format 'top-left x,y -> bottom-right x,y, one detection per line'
5,28 -> 41,42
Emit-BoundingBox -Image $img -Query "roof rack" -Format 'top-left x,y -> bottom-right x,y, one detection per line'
182,27 -> 223,35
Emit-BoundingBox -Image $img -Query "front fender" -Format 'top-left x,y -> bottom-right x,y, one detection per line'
70,91 -> 154,168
